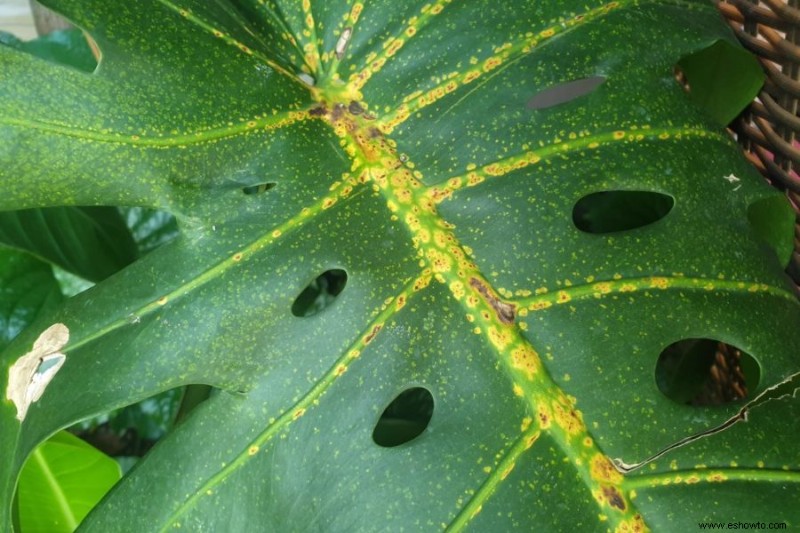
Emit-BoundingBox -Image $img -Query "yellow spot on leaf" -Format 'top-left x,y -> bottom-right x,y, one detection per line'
248,445 -> 259,456
386,38 -> 404,56
450,281 -> 465,299
511,345 -> 540,379
590,455 -> 623,484
487,326 -> 512,350
552,398 -> 585,436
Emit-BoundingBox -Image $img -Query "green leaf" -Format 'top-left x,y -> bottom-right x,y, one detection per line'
0,207 -> 138,283
15,430 -> 121,533
1,1 -> 799,531
677,39 -> 764,127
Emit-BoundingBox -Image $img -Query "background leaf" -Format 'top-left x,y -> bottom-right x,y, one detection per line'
0,246 -> 62,351
15,430 -> 120,533
677,39 -> 764,127
0,208 -> 137,283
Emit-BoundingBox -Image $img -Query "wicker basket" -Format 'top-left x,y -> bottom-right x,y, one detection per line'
718,0 -> 800,287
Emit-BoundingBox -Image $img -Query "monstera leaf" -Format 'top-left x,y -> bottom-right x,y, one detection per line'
2,0 -> 800,531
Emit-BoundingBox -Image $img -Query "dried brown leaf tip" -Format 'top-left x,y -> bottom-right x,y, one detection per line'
5,323 -> 69,422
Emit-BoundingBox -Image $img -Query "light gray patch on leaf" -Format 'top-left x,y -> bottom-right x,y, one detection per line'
5,323 -> 69,422
335,27 -> 352,60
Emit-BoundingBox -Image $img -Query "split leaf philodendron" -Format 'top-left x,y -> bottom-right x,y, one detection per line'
2,1 -> 799,531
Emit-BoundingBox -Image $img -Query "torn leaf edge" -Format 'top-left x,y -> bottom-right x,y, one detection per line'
613,371 -> 800,473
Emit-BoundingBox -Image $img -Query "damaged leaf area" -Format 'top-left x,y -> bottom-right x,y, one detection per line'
1,0 -> 799,532
5,323 -> 68,422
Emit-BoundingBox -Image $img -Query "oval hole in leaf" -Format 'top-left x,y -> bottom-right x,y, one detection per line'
527,76 -> 605,110
655,338 -> 760,406
372,387 -> 434,448
291,269 -> 348,317
747,195 -> 796,268
572,190 -> 674,234
242,182 -> 277,195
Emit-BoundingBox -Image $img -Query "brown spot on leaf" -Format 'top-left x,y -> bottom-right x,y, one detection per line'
469,277 -> 516,324
331,103 -> 346,121
348,101 -> 364,115
364,324 -> 383,344
602,486 -> 626,511
309,104 -> 327,117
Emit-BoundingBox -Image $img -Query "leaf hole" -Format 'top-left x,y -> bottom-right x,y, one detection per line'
655,338 -> 760,406
242,182 -> 277,195
572,190 -> 674,234
291,269 -> 347,317
527,76 -> 605,110
372,387 -> 434,448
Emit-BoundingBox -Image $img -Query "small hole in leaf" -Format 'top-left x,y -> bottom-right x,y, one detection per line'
673,64 -> 691,94
242,182 -> 277,195
527,76 -> 605,110
291,269 -> 347,317
372,387 -> 434,447
572,190 -> 674,234
655,339 -> 759,406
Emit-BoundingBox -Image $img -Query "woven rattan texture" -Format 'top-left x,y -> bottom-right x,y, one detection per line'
718,0 -> 800,286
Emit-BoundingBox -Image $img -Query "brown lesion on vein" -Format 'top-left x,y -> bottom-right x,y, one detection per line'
469,277 -> 516,325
